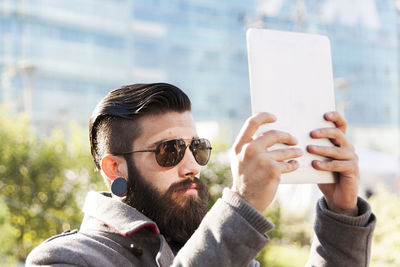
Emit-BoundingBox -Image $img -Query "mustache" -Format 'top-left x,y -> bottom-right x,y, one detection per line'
168,177 -> 202,193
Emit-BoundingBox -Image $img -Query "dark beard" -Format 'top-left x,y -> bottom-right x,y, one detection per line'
123,159 -> 210,246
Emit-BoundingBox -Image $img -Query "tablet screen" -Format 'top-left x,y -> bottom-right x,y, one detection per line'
247,28 -> 336,184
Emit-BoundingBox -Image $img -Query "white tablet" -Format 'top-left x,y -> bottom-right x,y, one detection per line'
247,28 -> 336,184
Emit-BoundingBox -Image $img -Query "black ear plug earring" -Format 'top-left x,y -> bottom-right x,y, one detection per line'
111,177 -> 127,197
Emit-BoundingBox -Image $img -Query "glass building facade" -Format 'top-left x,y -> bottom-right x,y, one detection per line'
0,0 -> 255,133
0,0 -> 399,151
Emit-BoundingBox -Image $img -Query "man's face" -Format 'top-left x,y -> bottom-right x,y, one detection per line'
130,111 -> 202,194
122,111 -> 210,245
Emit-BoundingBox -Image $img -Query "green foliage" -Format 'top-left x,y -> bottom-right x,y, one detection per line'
0,197 -> 17,266
0,110 -> 104,262
200,134 -> 233,207
369,185 -> 400,267
255,200 -> 312,267
201,151 -> 232,208
258,244 -> 309,267
275,207 -> 314,248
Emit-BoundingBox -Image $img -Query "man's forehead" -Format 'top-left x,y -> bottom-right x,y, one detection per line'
135,111 -> 197,144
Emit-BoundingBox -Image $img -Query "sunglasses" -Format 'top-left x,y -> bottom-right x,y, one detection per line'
121,138 -> 212,167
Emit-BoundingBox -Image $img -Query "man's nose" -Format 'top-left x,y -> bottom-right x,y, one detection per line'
178,148 -> 201,178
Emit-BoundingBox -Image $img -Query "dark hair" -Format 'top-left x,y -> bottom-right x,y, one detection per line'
89,83 -> 191,170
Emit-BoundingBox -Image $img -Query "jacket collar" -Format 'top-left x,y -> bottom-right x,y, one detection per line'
81,191 -> 159,236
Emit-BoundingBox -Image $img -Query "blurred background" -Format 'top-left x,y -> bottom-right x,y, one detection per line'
0,0 -> 399,266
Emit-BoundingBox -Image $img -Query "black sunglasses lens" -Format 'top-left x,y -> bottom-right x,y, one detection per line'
155,139 -> 186,167
155,139 -> 212,167
191,139 -> 212,166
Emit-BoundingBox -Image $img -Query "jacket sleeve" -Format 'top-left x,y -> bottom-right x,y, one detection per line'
306,197 -> 376,267
171,188 -> 274,267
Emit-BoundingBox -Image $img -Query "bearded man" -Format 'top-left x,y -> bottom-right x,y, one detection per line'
27,83 -> 375,266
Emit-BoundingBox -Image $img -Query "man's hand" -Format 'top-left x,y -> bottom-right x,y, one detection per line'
230,112 -> 303,214
307,111 -> 359,216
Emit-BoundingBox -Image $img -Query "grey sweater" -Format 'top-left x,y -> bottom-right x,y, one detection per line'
26,189 -> 375,267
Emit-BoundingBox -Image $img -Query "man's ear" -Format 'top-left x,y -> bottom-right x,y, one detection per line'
100,154 -> 128,182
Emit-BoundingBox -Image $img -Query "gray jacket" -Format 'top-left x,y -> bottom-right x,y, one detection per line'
26,189 -> 375,267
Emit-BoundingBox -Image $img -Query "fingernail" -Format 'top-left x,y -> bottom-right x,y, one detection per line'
312,130 -> 321,136
290,160 -> 299,167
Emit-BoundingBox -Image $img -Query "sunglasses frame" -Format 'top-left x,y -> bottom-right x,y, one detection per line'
119,138 -> 212,167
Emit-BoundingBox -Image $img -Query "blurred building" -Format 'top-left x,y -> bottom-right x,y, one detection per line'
0,0 -> 255,134
0,0 -> 399,155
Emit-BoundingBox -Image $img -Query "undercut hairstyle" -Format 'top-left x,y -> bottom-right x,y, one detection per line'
89,83 -> 192,171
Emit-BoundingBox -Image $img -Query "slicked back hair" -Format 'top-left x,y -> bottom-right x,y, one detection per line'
89,83 -> 192,170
